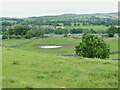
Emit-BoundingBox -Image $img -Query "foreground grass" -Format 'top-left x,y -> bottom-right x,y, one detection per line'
2,48 -> 118,88
2,37 -> 118,88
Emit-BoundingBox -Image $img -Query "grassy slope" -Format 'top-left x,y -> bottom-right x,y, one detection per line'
2,39 -> 31,46
3,37 -> 118,58
104,38 -> 118,59
2,38 -> 118,88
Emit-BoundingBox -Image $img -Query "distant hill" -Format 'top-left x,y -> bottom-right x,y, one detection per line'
27,12 -> 118,21
1,12 -> 118,20
1,12 -> 118,27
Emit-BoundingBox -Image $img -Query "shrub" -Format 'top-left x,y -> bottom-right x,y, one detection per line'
70,28 -> 83,34
2,35 -> 8,39
75,34 -> 110,59
54,29 -> 64,35
64,34 -> 67,37
10,35 -> 16,39
15,35 -> 21,39
26,29 -> 36,38
107,26 -> 118,37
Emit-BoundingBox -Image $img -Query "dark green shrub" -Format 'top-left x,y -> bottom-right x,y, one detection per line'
26,29 -> 36,38
75,34 -> 110,59
15,35 -> 21,39
70,28 -> 83,34
107,26 -> 118,37
2,35 -> 8,39
10,35 -> 16,39
64,34 -> 67,37
24,35 -> 29,39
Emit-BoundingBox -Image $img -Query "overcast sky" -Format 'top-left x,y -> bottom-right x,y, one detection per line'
0,0 -> 119,17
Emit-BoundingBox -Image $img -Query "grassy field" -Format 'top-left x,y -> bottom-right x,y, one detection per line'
0,44 -> 2,88
2,37 -> 118,88
63,25 -> 109,31
2,39 -> 31,46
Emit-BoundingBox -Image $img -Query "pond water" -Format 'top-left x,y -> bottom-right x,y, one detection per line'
39,45 -> 62,49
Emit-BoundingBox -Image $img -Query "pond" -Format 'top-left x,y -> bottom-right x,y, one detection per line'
39,45 -> 63,49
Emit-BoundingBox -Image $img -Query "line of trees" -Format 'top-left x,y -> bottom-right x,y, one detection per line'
2,25 -> 44,39
2,25 -> 119,39
2,16 -> 118,32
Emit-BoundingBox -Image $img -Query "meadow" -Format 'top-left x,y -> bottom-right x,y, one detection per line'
60,25 -> 109,31
2,37 -> 118,88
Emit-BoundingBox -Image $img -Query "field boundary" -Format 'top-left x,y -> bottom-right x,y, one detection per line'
2,39 -> 35,48
62,53 -> 120,60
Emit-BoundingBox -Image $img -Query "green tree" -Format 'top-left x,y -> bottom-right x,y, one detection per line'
14,25 -> 30,36
70,28 -> 83,34
31,27 -> 44,38
107,26 -> 118,37
26,29 -> 36,38
7,28 -> 14,35
75,34 -> 110,59
54,29 -> 64,35
2,31 -> 9,39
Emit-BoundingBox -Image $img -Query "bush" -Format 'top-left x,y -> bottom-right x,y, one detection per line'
15,35 -> 21,39
70,28 -> 83,34
75,34 -> 110,59
2,35 -> 8,39
64,34 -> 67,37
107,26 -> 118,37
10,35 -> 16,39
26,30 -> 36,38
54,29 -> 64,35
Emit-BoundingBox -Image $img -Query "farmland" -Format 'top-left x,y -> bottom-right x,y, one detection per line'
1,12 -> 119,88
2,37 -> 118,88
63,25 -> 109,31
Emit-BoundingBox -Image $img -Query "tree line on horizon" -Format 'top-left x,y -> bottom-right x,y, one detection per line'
2,24 -> 119,39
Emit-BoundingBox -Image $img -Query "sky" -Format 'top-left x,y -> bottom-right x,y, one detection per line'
0,0 -> 119,17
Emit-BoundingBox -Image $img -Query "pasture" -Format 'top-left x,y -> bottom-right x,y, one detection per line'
2,37 -> 118,88
64,25 -> 109,31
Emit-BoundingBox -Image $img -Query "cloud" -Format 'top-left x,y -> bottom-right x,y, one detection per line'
1,1 -> 118,17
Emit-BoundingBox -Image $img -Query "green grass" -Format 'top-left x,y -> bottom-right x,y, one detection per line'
64,25 -> 109,31
2,37 -> 118,88
2,39 -> 31,46
104,38 -> 118,50
0,46 -> 2,88
3,37 -> 118,58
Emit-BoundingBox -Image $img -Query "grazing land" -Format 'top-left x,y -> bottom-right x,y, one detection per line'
2,37 -> 118,88
64,25 -> 109,31
1,12 -> 119,88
